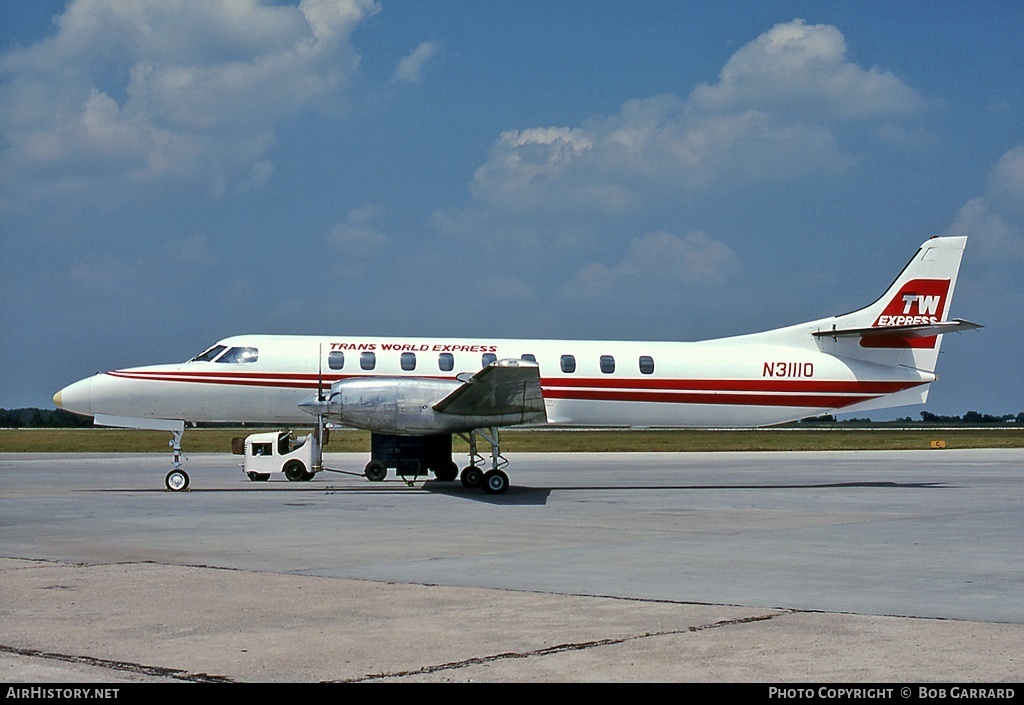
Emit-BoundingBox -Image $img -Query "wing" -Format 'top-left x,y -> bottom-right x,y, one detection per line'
433,358 -> 547,423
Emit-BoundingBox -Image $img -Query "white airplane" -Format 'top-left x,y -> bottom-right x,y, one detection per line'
54,236 -> 979,493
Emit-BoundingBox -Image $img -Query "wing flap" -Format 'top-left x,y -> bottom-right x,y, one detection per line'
433,359 -> 547,422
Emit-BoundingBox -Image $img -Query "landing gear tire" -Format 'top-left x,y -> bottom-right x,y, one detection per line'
247,472 -> 270,482
434,461 -> 459,482
482,469 -> 509,495
365,461 -> 387,482
284,460 -> 307,482
460,466 -> 483,488
165,469 -> 189,492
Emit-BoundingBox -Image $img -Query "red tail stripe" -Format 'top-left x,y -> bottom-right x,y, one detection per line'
540,377 -> 917,394
542,388 -> 877,408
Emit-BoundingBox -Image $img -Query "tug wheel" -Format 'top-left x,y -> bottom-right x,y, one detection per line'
284,460 -> 307,482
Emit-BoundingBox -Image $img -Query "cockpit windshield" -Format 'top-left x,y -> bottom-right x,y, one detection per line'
187,345 -> 258,364
216,346 -> 259,364
189,344 -> 226,363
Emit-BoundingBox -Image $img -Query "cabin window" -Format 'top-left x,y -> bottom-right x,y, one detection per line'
521,354 -> 537,363
401,352 -> 417,371
482,353 -> 497,367
360,351 -> 376,371
438,352 -> 454,372
600,355 -> 615,374
328,351 -> 345,370
560,355 -> 576,373
639,355 -> 655,375
216,346 -> 259,364
251,442 -> 272,456
190,344 -> 226,363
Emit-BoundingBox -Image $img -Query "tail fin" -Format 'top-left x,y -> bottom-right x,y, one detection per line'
811,236 -> 979,373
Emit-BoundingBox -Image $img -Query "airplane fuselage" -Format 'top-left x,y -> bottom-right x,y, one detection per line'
56,332 -> 933,431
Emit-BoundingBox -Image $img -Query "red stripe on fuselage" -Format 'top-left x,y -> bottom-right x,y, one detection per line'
540,377 -> 917,395
105,369 -> 924,409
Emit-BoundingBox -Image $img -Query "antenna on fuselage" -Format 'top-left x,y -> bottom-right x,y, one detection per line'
318,342 -> 325,402
314,343 -> 326,472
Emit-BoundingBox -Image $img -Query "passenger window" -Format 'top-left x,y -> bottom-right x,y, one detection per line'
560,355 -> 576,373
252,442 -> 272,456
482,353 -> 497,367
521,354 -> 537,363
328,351 -> 345,370
639,355 -> 655,375
360,351 -> 376,371
217,346 -> 258,364
600,355 -> 615,374
401,352 -> 416,371
439,352 -> 454,372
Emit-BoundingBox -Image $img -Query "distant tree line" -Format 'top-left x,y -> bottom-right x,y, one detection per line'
4,407 -> 1023,428
0,408 -> 94,428
799,411 -> 1024,425
917,410 -> 1024,424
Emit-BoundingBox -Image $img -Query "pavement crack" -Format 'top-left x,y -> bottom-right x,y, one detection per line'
0,644 -> 234,683
334,611 -> 783,682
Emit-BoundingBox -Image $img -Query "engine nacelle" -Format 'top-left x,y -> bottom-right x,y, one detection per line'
323,377 -> 464,434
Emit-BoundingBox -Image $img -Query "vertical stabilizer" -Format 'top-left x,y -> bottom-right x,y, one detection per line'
812,236 -> 971,373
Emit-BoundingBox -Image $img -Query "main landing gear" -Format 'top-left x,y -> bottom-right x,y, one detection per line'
457,427 -> 510,495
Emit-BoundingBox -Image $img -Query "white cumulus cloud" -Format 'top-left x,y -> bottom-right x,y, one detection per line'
561,230 -> 742,302
945,145 -> 1024,261
393,41 -> 441,84
690,19 -> 924,119
0,0 -> 379,207
452,19 -> 921,220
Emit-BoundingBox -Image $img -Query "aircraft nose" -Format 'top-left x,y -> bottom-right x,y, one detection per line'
53,376 -> 94,417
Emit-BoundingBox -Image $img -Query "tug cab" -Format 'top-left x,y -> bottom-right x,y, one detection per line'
233,430 -> 321,482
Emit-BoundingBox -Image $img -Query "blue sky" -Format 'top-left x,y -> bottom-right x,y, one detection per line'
2,0 -> 1022,418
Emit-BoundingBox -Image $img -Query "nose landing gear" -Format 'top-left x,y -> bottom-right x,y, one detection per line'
164,425 -> 190,491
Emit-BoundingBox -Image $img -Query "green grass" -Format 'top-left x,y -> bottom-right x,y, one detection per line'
2,427 -> 1022,453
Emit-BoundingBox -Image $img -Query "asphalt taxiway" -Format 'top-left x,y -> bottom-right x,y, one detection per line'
1,449 -> 1022,682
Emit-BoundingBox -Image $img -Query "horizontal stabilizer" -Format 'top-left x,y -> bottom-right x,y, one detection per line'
812,318 -> 983,340
433,358 -> 546,421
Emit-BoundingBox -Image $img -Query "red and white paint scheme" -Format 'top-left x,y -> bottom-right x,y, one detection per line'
54,236 -> 979,493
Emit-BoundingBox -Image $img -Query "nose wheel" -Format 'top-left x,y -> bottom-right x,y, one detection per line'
165,468 -> 190,492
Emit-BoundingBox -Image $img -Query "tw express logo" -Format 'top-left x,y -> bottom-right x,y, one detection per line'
874,279 -> 950,327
